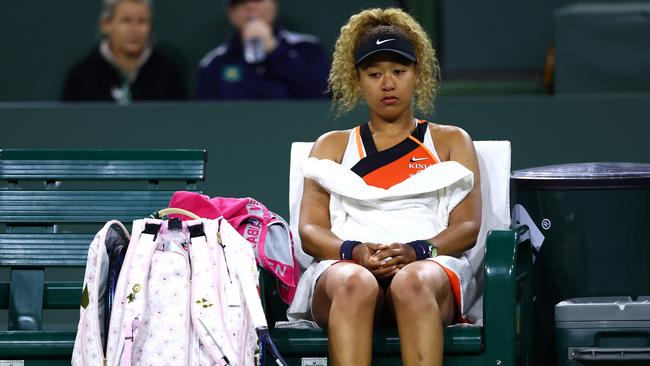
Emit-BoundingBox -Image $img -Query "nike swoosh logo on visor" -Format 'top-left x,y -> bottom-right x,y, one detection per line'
410,157 -> 429,162
376,38 -> 395,45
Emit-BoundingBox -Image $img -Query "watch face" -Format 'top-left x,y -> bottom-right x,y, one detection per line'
430,245 -> 438,257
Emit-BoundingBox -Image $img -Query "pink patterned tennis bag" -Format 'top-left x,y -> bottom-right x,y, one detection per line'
72,215 -> 286,366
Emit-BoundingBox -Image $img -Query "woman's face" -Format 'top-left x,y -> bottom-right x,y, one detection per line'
228,0 -> 277,32
358,54 -> 417,121
101,0 -> 151,57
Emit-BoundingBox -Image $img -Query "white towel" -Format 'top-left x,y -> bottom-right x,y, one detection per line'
303,158 -> 473,243
464,141 -> 511,322
289,142 -> 317,272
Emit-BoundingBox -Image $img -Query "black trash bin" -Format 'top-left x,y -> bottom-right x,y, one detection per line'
510,162 -> 650,366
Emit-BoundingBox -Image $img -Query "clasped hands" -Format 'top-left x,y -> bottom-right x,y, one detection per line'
350,242 -> 418,279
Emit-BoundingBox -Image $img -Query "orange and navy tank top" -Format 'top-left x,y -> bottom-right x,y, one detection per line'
341,119 -> 442,189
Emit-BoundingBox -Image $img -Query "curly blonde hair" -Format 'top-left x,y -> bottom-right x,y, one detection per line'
328,8 -> 440,116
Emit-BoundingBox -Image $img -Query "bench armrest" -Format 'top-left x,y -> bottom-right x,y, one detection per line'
483,225 -> 534,366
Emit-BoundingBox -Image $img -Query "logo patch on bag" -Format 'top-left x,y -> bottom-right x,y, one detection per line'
126,283 -> 141,303
196,297 -> 214,308
80,285 -> 89,309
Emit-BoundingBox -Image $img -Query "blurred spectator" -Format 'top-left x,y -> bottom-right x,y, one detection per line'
196,0 -> 329,100
62,0 -> 186,103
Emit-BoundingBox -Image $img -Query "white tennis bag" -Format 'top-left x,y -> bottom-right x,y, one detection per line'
74,215 -> 286,366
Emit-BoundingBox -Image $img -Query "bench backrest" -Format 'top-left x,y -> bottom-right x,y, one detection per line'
0,149 -> 206,227
0,149 -> 207,331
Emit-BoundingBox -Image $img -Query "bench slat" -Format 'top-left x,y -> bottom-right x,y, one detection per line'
1,160 -> 204,180
0,190 -> 175,223
44,283 -> 82,308
0,233 -> 91,266
0,149 -> 206,161
0,149 -> 206,181
270,326 -> 482,355
0,331 -> 75,357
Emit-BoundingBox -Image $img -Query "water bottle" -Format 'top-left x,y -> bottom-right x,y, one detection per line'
244,37 -> 265,64
161,218 -> 189,251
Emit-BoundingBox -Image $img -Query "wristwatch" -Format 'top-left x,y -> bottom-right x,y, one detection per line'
426,240 -> 439,258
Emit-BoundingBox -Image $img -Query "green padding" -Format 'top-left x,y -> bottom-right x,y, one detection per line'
0,331 -> 75,357
440,0 -> 565,73
554,3 -> 650,94
270,326 -> 482,356
441,79 -> 544,96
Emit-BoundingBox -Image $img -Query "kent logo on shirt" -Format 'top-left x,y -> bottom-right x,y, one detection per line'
408,156 -> 430,170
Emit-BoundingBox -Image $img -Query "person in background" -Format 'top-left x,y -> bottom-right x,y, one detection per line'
62,0 -> 186,103
195,0 -> 329,100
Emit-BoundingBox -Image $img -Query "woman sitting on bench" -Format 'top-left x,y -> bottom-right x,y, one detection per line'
292,7 -> 482,366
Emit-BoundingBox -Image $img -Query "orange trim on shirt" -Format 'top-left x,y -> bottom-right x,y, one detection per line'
407,135 -> 438,163
430,259 -> 466,323
355,126 -> 365,159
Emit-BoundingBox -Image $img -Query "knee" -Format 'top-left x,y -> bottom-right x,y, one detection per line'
390,265 -> 438,308
330,266 -> 379,304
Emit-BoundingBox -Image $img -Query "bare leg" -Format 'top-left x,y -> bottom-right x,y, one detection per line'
387,261 -> 456,366
312,262 -> 383,366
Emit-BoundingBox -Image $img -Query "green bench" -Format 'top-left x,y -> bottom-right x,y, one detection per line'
0,149 -> 206,365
